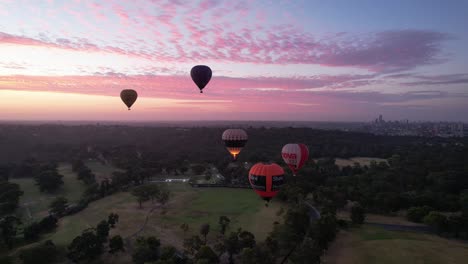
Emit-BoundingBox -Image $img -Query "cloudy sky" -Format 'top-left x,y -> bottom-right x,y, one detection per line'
0,0 -> 467,121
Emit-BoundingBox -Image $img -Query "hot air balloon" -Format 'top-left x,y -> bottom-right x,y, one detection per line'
120,89 -> 138,110
190,65 -> 212,93
248,162 -> 285,204
222,129 -> 248,161
281,143 -> 309,176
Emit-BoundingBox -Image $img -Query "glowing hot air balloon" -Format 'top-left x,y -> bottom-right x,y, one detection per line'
120,89 -> 138,110
190,65 -> 212,93
248,162 -> 285,203
281,143 -> 309,176
222,129 -> 248,161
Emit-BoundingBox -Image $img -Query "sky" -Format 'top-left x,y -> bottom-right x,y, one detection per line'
0,0 -> 467,122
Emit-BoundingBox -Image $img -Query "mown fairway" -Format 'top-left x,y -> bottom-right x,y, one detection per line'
323,225 -> 468,264
11,163 -> 86,221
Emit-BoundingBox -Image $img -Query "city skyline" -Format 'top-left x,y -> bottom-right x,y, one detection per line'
1,0 -> 467,121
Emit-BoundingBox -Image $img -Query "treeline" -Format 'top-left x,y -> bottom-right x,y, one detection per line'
2,124 -> 460,165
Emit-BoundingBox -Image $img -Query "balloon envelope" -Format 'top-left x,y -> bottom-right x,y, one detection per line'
120,89 -> 138,110
222,129 -> 248,161
281,143 -> 309,175
190,65 -> 212,93
248,162 -> 285,202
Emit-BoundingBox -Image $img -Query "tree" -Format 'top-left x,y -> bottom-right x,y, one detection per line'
23,222 -> 41,241
49,196 -> 68,216
424,211 -> 448,234
224,232 -> 240,264
350,203 -> 366,225
406,206 -> 433,223
239,231 -> 256,249
96,220 -> 110,242
289,237 -> 321,264
180,223 -> 189,237
72,159 -> 85,172
132,236 -> 161,264
0,215 -> 21,249
157,189 -> 170,207
109,235 -> 125,254
219,216 -> 230,235
192,164 -> 206,175
0,256 -> 12,264
200,223 -> 210,244
0,181 -> 23,215
34,169 -> 64,193
195,245 -> 219,264
108,213 -> 119,228
132,185 -> 151,208
239,243 -> 276,264
39,215 -> 58,232
180,166 -> 189,175
19,240 -> 58,264
159,245 -> 185,263
67,230 -> 104,263
460,190 -> 468,216
183,235 -> 203,255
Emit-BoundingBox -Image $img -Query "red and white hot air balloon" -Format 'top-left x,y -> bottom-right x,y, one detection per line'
281,143 -> 309,176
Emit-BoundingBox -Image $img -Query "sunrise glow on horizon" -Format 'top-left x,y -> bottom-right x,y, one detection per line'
1,0 -> 467,121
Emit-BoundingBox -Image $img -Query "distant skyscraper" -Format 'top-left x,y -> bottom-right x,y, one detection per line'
379,115 -> 383,123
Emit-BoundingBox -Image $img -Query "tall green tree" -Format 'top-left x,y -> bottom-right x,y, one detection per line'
350,203 -> 366,225
49,196 -> 68,216
0,181 -> 23,215
108,213 -> 119,228
219,216 -> 230,235
195,246 -> 219,264
35,169 -> 64,193
200,223 -> 210,244
67,229 -> 104,263
96,220 -> 110,242
131,185 -> 151,208
0,215 -> 21,249
109,235 -> 125,254
132,236 -> 161,264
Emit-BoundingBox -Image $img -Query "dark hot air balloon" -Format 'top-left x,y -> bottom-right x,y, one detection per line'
248,162 -> 285,204
120,89 -> 138,110
222,129 -> 248,161
190,65 -> 212,93
281,143 -> 309,176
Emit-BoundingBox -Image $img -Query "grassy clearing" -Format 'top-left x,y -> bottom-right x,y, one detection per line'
39,184 -> 283,250
85,160 -> 121,183
335,157 -> 388,168
157,185 -> 283,241
12,163 -> 86,221
337,210 -> 425,226
323,225 -> 468,264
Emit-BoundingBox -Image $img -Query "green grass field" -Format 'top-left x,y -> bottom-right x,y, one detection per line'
323,225 -> 468,264
335,157 -> 388,168
157,185 -> 283,241
39,184 -> 283,251
11,163 -> 86,221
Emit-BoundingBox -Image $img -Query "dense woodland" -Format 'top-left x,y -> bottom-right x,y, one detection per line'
1,124 -> 468,263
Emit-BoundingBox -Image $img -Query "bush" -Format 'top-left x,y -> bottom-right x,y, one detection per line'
350,204 -> 365,225
19,240 -> 59,264
23,222 -> 41,241
39,215 -> 58,232
406,206 -> 433,223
